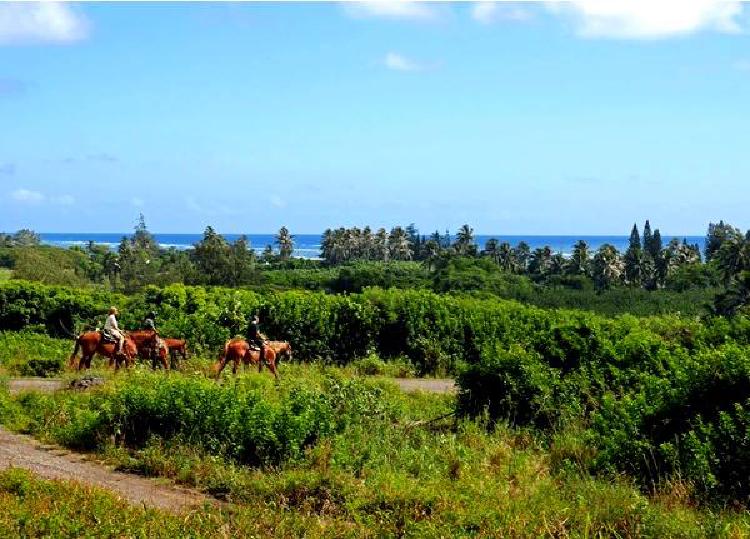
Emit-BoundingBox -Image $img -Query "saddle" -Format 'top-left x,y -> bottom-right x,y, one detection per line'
100,329 -> 118,344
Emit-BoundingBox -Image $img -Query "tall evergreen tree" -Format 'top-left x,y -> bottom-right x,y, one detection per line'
192,226 -> 232,285
117,215 -> 160,291
642,220 -> 653,253
624,223 -> 643,285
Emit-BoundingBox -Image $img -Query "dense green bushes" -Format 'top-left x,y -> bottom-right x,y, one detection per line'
17,371 -> 402,466
0,332 -> 69,377
457,319 -> 750,504
0,281 -> 742,376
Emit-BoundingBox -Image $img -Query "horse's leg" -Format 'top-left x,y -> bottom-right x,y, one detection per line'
214,357 -> 228,379
267,358 -> 278,380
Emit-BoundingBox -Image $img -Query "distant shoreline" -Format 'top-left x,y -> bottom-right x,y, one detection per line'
37,232 -> 706,259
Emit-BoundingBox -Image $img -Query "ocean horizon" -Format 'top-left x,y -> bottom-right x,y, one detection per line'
39,233 -> 707,259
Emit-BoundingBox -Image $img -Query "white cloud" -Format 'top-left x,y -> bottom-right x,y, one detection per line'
0,2 -> 89,45
384,52 -> 424,72
10,188 -> 75,206
548,0 -> 744,39
344,1 -> 439,22
11,188 -> 44,203
472,2 -> 533,25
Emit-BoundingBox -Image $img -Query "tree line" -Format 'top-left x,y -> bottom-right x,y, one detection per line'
3,216 -> 749,314
319,221 -> 707,291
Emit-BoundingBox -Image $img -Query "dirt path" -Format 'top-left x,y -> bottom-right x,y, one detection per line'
393,378 -> 456,394
0,427 -> 213,513
9,377 -> 458,395
8,378 -> 65,395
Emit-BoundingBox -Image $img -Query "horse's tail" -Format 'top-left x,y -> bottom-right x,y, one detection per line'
68,335 -> 82,369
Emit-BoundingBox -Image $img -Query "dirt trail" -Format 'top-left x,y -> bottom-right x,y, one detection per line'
8,378 -> 65,395
9,377 -> 458,395
0,427 -> 213,513
393,378 -> 456,394
0,376 -> 452,511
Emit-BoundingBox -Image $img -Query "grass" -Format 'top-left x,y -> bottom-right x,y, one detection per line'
0,331 -> 69,377
2,364 -> 750,537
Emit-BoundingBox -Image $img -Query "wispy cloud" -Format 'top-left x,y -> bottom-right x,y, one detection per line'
343,1 -> 440,22
10,188 -> 75,206
547,0 -> 744,39
733,59 -> 750,72
131,197 -> 144,208
0,2 -> 89,45
11,188 -> 44,204
471,2 -> 533,25
384,51 -> 426,72
0,163 -> 15,176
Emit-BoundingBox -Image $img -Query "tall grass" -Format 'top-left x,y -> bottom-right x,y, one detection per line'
4,367 -> 750,536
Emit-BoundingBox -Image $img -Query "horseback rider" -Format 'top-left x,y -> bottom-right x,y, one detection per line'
103,306 -> 125,355
144,311 -> 157,332
143,311 -> 164,367
246,314 -> 267,364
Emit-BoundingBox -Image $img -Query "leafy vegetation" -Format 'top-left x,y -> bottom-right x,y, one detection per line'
0,332 -> 69,377
4,368 -> 750,536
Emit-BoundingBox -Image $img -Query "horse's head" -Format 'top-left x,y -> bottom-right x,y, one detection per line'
123,337 -> 139,358
280,342 -> 292,362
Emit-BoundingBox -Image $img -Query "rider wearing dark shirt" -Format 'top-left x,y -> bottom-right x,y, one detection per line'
246,315 -> 266,363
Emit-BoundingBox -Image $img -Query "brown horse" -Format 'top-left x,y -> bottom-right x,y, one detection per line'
163,338 -> 188,366
69,332 -> 138,370
128,330 -> 169,370
213,338 -> 278,379
266,340 -> 293,363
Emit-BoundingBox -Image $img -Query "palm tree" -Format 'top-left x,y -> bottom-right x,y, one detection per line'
453,224 -> 475,256
389,227 -> 413,261
514,242 -> 531,273
375,228 -> 389,261
361,226 -> 374,260
592,244 -> 624,290
422,239 -> 441,270
529,246 -> 552,275
321,229 -> 334,262
483,238 -> 500,263
568,240 -> 590,276
549,252 -> 566,276
497,242 -> 515,272
275,226 -> 294,261
715,235 -> 750,285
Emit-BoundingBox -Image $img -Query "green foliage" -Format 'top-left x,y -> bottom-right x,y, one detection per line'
5,368 -> 750,536
0,332 -> 69,377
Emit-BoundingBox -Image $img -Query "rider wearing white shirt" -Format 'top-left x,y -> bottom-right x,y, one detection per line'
104,306 -> 124,353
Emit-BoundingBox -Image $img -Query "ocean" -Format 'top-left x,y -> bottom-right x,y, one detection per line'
39,233 -> 706,259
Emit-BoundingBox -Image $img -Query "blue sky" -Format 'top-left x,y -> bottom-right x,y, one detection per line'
2,1 -> 750,235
